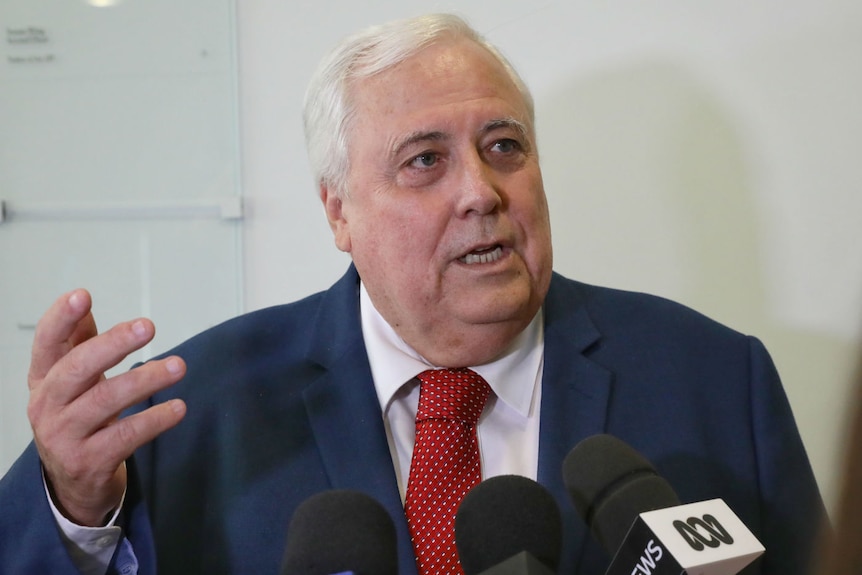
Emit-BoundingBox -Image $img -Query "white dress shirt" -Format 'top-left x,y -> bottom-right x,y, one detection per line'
359,283 -> 544,500
54,280 -> 546,573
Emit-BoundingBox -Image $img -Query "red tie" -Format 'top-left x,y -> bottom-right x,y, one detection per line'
404,368 -> 492,575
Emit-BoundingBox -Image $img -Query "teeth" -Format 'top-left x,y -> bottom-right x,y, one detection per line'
462,246 -> 503,265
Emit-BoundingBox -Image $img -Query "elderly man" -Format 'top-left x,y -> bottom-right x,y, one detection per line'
0,13 -> 823,575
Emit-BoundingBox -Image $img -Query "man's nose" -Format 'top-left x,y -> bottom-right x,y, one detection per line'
455,152 -> 503,217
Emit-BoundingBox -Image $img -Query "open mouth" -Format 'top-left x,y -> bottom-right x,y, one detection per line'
459,245 -> 504,265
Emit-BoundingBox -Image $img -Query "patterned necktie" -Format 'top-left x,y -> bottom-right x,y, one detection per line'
404,368 -> 492,575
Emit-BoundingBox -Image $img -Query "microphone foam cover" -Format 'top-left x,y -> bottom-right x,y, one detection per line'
562,434 -> 680,553
455,475 -> 562,575
280,489 -> 397,575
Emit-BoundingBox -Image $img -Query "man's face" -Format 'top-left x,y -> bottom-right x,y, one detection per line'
323,37 -> 553,366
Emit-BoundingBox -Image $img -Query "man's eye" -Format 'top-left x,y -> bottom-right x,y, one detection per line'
410,153 -> 438,168
492,139 -> 521,154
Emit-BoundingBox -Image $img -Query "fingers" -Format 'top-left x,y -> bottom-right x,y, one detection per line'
37,317 -> 157,407
42,394 -> 188,489
95,397 -> 188,465
29,289 -> 95,385
36,357 -> 185,446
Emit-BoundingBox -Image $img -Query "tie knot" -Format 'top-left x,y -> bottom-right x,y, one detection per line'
415,368 -> 491,426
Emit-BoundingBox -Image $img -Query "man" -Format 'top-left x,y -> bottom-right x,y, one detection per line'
0,13 -> 824,575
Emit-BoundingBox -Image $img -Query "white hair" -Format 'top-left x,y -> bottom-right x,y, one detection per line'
302,13 -> 535,197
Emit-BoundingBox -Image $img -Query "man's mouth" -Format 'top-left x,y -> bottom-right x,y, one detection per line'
459,245 -> 504,265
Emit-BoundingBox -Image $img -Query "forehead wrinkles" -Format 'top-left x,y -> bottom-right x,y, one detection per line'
344,41 -> 532,165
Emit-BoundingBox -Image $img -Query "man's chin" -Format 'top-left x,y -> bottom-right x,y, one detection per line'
450,289 -> 539,327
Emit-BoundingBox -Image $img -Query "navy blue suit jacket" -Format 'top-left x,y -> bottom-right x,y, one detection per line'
0,267 -> 825,574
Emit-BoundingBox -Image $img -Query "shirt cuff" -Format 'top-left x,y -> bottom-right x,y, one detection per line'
42,465 -> 126,575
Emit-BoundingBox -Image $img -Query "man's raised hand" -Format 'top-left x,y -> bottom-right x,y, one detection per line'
27,289 -> 187,526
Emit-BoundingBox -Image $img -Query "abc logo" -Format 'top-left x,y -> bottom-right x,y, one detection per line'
673,514 -> 734,551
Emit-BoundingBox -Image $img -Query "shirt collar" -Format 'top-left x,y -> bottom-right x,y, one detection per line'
359,282 -> 543,419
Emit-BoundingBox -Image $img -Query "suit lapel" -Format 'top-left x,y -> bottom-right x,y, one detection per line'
539,274 -> 613,573
301,267 -> 419,575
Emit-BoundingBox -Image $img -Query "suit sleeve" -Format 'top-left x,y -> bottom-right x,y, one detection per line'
0,442 -> 86,573
747,336 -> 828,574
0,441 -> 158,575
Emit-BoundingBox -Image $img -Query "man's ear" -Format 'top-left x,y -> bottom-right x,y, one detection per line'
320,184 -> 351,253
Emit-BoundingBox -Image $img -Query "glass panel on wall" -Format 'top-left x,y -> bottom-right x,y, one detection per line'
0,0 -> 242,474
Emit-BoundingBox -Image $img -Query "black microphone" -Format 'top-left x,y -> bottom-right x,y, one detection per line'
280,489 -> 397,575
455,475 -> 562,575
563,434 -> 764,575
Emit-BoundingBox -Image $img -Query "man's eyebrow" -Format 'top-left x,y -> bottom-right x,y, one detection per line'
483,118 -> 530,139
390,131 -> 448,158
483,117 -> 533,151
389,118 -> 531,158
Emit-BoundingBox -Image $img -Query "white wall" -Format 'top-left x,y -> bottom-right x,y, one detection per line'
236,1 -> 862,512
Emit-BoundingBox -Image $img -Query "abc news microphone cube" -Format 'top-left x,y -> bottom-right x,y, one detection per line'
607,499 -> 764,575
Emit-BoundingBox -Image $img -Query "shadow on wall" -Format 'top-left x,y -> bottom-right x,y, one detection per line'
536,59 -> 857,510
814,354 -> 862,575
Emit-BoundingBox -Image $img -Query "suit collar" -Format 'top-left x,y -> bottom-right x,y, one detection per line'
539,273 -> 613,573
301,266 -> 420,575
